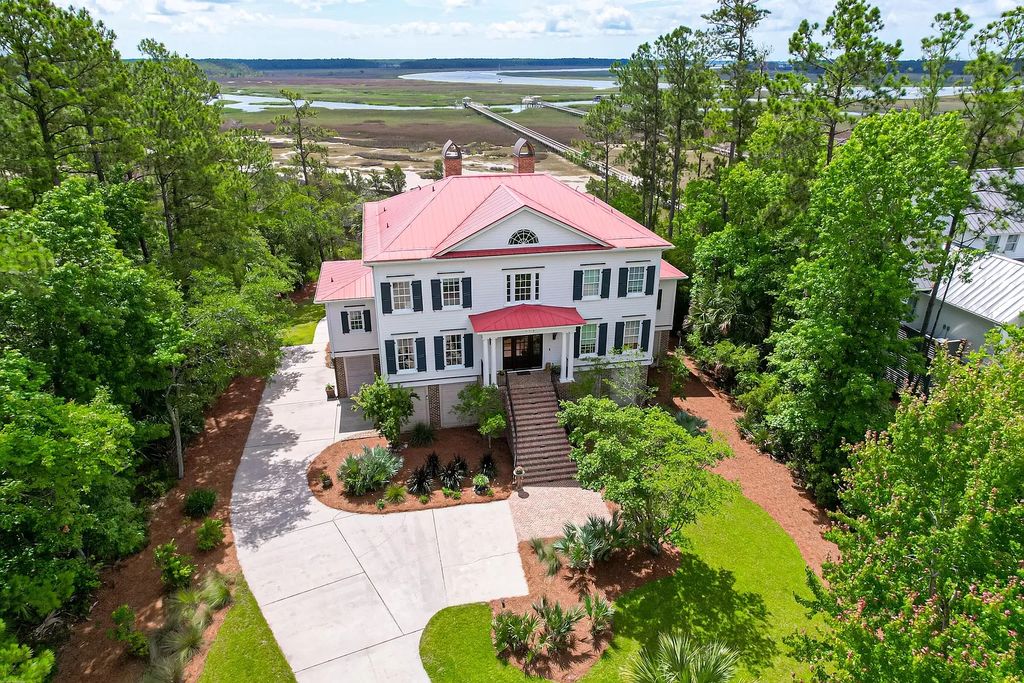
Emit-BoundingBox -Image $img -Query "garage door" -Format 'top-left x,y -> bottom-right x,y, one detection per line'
441,382 -> 476,428
344,355 -> 376,396
409,391 -> 429,426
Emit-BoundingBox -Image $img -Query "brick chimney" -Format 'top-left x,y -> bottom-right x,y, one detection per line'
512,137 -> 535,174
442,139 -> 462,177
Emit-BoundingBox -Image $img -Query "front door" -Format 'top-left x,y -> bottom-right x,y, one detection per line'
502,334 -> 543,372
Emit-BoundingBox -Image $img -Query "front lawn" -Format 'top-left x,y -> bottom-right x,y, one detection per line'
198,579 -> 295,683
419,494 -> 819,682
279,296 -> 322,346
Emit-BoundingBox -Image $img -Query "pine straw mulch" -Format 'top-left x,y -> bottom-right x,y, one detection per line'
307,427 -> 514,513
54,376 -> 266,683
489,540 -> 681,682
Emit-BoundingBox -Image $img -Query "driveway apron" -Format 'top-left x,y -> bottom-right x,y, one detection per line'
231,321 -> 528,681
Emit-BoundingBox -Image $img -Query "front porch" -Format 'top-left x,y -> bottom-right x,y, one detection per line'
468,304 -> 584,386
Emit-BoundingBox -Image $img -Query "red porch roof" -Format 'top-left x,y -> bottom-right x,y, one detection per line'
469,304 -> 585,334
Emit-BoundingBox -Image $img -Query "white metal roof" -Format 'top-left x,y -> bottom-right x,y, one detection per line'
965,167 -> 1024,237
925,250 -> 1024,323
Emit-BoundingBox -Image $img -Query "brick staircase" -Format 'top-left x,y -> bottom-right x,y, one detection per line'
505,371 -> 577,484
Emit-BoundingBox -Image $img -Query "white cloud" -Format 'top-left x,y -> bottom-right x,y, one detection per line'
443,0 -> 478,10
595,5 -> 633,31
487,1 -> 636,38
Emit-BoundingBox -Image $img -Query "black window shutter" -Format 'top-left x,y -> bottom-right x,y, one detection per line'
614,322 -> 625,349
461,277 -> 472,308
415,337 -> 427,371
601,268 -> 611,298
430,279 -> 442,310
645,266 -> 656,295
598,323 -> 608,355
363,309 -> 372,332
657,289 -> 663,310
617,267 -> 628,297
380,282 -> 392,314
412,281 -> 424,312
572,270 -> 583,300
434,336 -> 445,370
573,327 -> 581,358
340,311 -> 350,333
463,333 -> 473,367
641,320 -> 652,352
384,340 -> 397,375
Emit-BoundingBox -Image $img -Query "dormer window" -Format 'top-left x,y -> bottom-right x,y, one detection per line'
508,229 -> 539,245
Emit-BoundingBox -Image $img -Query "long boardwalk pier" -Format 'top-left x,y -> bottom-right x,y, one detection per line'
538,100 -> 585,117
464,101 -> 637,185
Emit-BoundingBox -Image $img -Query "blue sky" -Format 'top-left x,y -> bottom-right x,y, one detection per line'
66,0 -> 1013,60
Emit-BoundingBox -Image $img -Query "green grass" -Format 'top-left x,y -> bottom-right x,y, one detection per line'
198,579 -> 295,683
420,494 -> 820,682
279,296 -> 322,346
222,106 -> 483,130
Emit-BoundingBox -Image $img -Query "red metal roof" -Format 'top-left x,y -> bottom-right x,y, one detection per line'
363,173 -> 671,263
314,260 -> 374,302
660,259 -> 687,280
439,244 -> 608,259
469,304 -> 585,333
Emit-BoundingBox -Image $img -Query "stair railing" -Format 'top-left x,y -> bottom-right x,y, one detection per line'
499,384 -> 521,468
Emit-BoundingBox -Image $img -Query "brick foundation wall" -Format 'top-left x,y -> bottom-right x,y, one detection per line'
372,354 -> 381,376
332,357 -> 348,398
427,384 -> 442,428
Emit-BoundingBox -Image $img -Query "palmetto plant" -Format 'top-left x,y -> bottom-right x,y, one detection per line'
688,280 -> 741,343
553,512 -> 627,570
623,633 -> 739,683
492,610 -> 539,659
582,593 -> 614,636
532,597 -> 584,652
528,537 -> 563,577
338,446 -> 402,496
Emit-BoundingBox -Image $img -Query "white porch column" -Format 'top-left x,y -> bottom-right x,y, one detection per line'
482,336 -> 491,386
566,329 -> 575,382
490,335 -> 500,385
560,331 -> 569,382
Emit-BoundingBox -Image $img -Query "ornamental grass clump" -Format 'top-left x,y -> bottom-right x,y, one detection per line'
338,445 -> 402,496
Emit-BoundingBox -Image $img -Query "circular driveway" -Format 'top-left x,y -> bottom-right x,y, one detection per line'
231,326 -> 528,682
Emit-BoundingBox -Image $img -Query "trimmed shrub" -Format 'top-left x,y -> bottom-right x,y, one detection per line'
108,605 -> 148,658
338,445 -> 403,496
153,541 -> 195,590
472,473 -> 489,494
195,518 -> 225,551
183,488 -> 216,519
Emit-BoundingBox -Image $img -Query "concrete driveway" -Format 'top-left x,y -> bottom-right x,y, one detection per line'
231,321 -> 528,681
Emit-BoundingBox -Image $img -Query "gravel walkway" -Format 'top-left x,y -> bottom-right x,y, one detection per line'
672,363 -> 838,575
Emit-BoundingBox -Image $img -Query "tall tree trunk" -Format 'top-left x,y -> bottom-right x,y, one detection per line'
85,120 -> 105,183
603,143 -> 610,202
139,234 -> 151,262
667,112 -> 684,237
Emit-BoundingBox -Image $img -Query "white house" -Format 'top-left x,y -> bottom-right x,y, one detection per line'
909,249 -> 1024,353
961,167 -> 1024,261
314,140 -> 685,430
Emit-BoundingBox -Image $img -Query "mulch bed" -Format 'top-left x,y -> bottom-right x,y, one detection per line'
649,359 -> 838,575
490,540 -> 681,682
307,427 -> 514,513
54,376 -> 266,683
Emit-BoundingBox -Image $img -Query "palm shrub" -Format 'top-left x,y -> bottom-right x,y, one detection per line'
438,460 -> 463,489
406,466 -> 433,496
582,593 -> 614,637
409,421 -> 434,447
528,537 -> 563,576
553,513 -> 625,571
183,488 -> 216,518
492,610 -> 539,660
195,518 -> 225,551
532,597 -> 584,652
623,633 -> 739,683
338,445 -> 402,496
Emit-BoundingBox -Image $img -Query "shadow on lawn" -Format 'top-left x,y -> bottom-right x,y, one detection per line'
608,551 -> 777,675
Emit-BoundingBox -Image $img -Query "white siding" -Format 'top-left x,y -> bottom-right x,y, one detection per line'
371,248 -> 665,388
450,209 -> 597,251
656,280 -> 677,330
908,295 -> 1019,354
325,299 -> 379,357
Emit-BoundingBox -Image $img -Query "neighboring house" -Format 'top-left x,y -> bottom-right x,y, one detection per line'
314,139 -> 685,430
961,167 -> 1024,261
909,250 -> 1024,353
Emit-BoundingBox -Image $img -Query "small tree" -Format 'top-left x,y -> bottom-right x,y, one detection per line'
454,384 -> 506,446
558,396 -> 732,552
352,376 -> 416,445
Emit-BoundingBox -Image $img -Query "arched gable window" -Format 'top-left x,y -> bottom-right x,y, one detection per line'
508,229 -> 539,245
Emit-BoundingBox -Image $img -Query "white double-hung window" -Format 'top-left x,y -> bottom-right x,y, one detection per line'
1007,234 -> 1020,253
506,272 -> 540,303
444,334 -> 464,367
349,310 -> 364,331
626,265 -> 646,295
582,269 -> 601,298
579,323 -> 598,356
441,277 -> 462,308
396,337 -> 417,372
391,281 -> 413,312
622,320 -> 641,350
